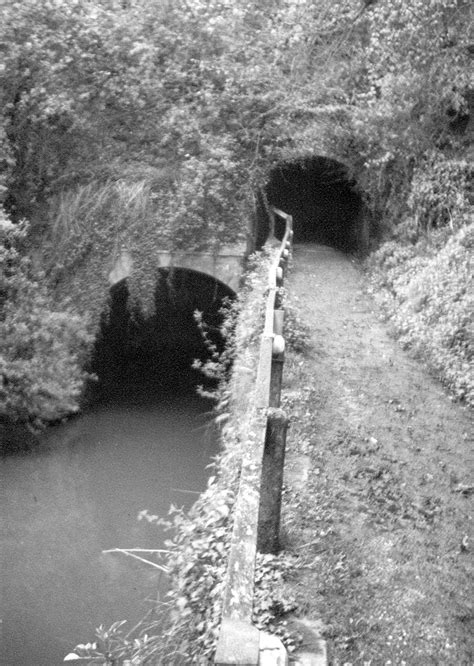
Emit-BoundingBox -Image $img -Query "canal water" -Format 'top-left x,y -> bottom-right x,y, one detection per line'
1,373 -> 218,665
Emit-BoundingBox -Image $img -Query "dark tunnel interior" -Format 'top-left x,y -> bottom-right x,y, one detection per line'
89,269 -> 235,402
259,156 -> 365,253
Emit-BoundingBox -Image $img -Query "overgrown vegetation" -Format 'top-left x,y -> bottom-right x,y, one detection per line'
0,215 -> 92,428
1,0 -> 472,423
368,155 -> 473,405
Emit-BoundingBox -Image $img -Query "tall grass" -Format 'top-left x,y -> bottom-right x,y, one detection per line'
47,179 -> 162,266
41,179 -> 171,325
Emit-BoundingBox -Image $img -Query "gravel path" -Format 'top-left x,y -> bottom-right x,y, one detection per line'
282,244 -> 473,665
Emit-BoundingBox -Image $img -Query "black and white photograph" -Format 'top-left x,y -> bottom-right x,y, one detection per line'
0,1 -> 472,664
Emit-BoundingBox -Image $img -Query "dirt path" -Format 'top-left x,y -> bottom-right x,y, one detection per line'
281,244 -> 473,665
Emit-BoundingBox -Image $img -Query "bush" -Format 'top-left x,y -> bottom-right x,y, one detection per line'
369,223 -> 473,406
408,155 -> 472,232
0,218 -> 93,427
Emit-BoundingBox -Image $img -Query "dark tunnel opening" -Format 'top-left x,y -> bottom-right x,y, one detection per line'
89,269 -> 235,403
259,156 -> 366,253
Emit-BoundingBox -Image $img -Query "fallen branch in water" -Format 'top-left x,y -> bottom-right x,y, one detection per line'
102,548 -> 170,573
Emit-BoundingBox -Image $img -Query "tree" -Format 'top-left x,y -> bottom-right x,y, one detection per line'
0,0 -> 163,219
0,0 -> 471,423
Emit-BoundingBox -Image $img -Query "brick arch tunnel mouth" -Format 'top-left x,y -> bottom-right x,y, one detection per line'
89,268 -> 235,403
261,155 -> 366,253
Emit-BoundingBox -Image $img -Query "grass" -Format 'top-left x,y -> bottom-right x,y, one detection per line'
46,179 -> 163,267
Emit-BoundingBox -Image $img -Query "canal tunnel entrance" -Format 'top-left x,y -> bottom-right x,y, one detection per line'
2,268 -> 233,665
260,156 -> 366,253
91,268 -> 235,401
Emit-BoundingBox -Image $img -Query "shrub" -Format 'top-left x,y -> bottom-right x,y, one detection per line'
0,217 -> 93,427
369,223 -> 473,406
408,154 -> 472,232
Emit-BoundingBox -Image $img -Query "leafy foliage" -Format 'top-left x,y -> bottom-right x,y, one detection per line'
408,154 -> 473,232
159,486 -> 234,663
194,248 -> 272,403
0,216 -> 92,427
43,179 -> 166,323
253,552 -> 301,652
369,221 -> 473,405
1,0 -> 471,345
1,0 -> 165,215
368,145 -> 473,406
350,0 -> 472,224
2,0 -> 471,222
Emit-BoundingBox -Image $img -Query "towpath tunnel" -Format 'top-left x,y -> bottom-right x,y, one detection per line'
259,156 -> 367,253
91,268 -> 235,400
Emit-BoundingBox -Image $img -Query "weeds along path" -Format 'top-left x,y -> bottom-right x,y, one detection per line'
281,244 -> 473,665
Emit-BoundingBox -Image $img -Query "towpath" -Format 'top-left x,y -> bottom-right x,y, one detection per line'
282,244 -> 473,665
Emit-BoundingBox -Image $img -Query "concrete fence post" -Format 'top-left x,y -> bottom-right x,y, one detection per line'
270,310 -> 285,408
275,287 -> 283,309
279,256 -> 287,279
268,207 -> 276,239
257,408 -> 289,554
276,266 -> 284,287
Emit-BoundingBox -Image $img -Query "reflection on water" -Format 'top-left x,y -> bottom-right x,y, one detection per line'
1,381 -> 217,665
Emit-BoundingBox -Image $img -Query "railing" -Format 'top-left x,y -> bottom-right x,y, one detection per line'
215,207 -> 293,665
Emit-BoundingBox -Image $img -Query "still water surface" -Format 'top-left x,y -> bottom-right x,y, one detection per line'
1,379 -> 217,665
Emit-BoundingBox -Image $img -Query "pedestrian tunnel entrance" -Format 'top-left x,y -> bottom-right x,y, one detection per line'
259,156 -> 367,254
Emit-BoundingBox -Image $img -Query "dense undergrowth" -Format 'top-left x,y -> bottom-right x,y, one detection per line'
0,216 -> 93,427
368,155 -> 473,406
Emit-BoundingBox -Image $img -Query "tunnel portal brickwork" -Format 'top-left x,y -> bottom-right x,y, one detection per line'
154,244 -> 246,293
108,244 -> 246,293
